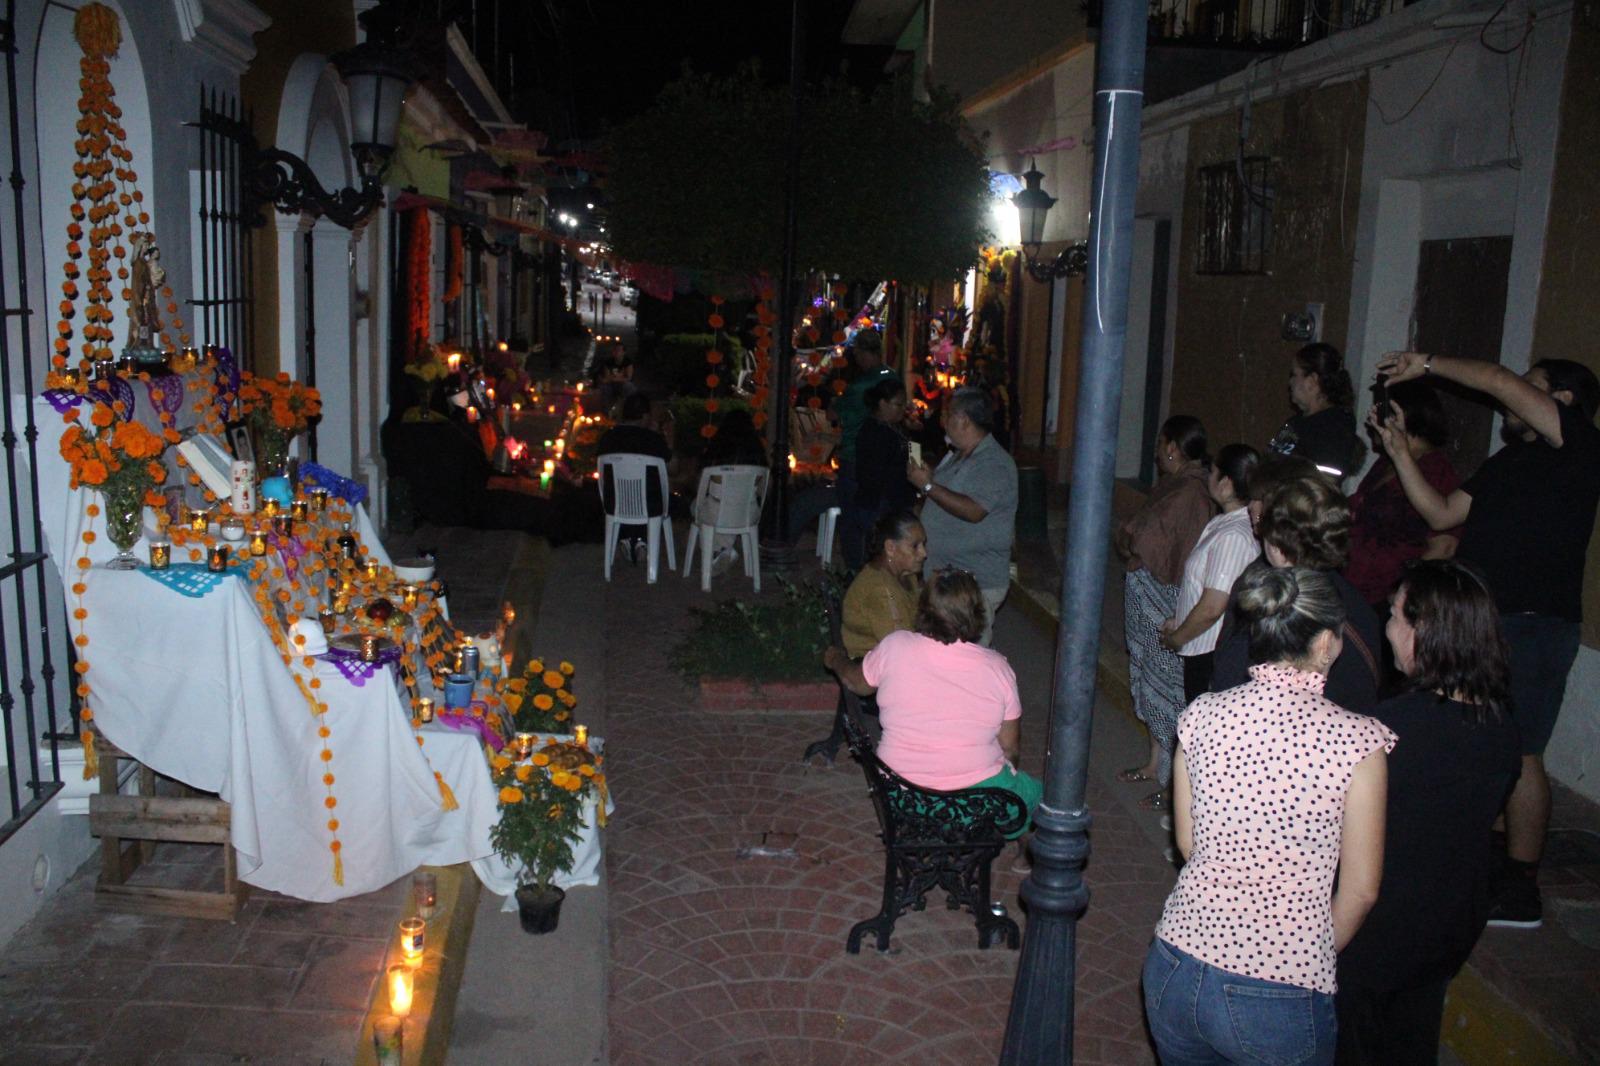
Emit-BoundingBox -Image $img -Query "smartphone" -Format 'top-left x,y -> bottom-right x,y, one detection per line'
1373,376 -> 1393,423
908,441 -> 923,467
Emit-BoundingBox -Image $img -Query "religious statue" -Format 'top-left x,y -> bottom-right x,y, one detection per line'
126,232 -> 165,350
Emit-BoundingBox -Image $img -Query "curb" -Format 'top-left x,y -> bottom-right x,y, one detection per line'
353,862 -> 481,1065
1008,578 -> 1135,724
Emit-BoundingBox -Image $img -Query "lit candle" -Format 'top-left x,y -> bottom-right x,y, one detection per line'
398,916 -> 425,965
447,351 -> 461,373
366,559 -> 380,579
263,498 -> 279,517
487,386 -> 495,403
413,870 -> 438,919
402,584 -> 419,610
360,634 -> 380,663
207,545 -> 228,572
149,541 -> 171,570
387,964 -> 414,1018
249,531 -> 267,557
416,697 -> 434,724
189,509 -> 209,533
291,498 -> 309,521
514,732 -> 535,759
373,1017 -> 403,1065
575,724 -> 589,749
319,609 -> 336,633
466,406 -> 479,424
310,488 -> 330,512
461,639 -> 480,676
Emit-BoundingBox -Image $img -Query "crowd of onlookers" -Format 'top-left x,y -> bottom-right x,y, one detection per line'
812,334 -> 1600,1065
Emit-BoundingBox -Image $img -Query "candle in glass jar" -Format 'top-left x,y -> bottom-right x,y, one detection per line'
365,559 -> 380,579
399,917 -> 425,964
249,531 -> 267,557
310,488 -> 330,512
413,870 -> 438,919
513,732 -> 535,759
207,545 -> 228,572
318,609 -> 336,634
575,724 -> 589,749
360,634 -> 380,663
461,640 -> 480,676
262,498 -> 279,517
149,541 -> 171,570
189,509 -> 209,533
291,498 -> 309,521
386,964 -> 414,1018
373,1017 -> 403,1065
402,585 -> 418,610
416,697 -> 434,724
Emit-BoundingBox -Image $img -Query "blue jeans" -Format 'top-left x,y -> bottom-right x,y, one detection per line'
1143,939 -> 1336,1065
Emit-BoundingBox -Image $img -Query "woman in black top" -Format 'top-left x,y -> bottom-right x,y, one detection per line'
853,376 -> 917,530
1335,560 -> 1521,1065
1269,343 -> 1363,482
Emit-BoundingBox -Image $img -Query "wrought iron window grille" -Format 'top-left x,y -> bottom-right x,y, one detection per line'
1196,156 -> 1275,275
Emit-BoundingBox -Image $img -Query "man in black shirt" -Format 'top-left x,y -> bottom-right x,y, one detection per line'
1374,351 -> 1600,929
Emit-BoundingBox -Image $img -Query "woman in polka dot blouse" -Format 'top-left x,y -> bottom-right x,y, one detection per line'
1143,565 -> 1394,1065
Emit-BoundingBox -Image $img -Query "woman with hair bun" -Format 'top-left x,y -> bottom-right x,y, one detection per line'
1144,566 -> 1394,1066
1269,343 -> 1364,482
1335,560 -> 1520,1064
1114,416 -> 1217,792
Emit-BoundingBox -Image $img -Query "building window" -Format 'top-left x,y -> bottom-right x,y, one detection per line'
1196,157 -> 1274,275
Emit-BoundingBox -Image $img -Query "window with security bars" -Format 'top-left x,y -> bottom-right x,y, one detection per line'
1196,157 -> 1274,275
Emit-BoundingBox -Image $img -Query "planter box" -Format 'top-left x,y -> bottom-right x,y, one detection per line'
697,676 -> 838,713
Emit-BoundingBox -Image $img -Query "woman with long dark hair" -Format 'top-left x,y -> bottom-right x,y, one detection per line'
1145,565 -> 1392,1066
1335,560 -> 1521,1064
1115,416 -> 1216,794
1269,343 -> 1363,482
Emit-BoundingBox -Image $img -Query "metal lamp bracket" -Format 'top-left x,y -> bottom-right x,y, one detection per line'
1022,241 -> 1089,282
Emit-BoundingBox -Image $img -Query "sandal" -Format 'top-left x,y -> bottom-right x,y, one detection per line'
1139,789 -> 1169,812
1117,766 -> 1156,783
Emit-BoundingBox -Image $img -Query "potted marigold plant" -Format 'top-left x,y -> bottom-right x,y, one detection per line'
501,657 -> 578,734
59,399 -> 172,569
237,371 -> 321,473
487,740 -> 603,933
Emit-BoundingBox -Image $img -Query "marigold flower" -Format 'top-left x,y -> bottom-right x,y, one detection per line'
498,786 -> 524,805
491,754 -> 512,773
533,694 -> 554,711
515,764 -> 533,782
542,670 -> 563,689
531,752 -> 550,767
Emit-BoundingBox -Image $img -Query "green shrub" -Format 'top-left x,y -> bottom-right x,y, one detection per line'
669,394 -> 752,463
670,581 -> 833,683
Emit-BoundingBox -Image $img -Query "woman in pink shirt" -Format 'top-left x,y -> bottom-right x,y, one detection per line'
1144,565 -> 1393,1065
824,569 -> 1042,828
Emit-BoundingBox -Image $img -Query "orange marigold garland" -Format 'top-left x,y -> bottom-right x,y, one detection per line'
703,294 -> 726,437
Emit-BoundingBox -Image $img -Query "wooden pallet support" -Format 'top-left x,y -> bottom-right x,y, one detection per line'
87,733 -> 249,921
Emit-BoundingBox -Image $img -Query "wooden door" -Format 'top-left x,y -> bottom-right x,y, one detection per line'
1411,236 -> 1513,479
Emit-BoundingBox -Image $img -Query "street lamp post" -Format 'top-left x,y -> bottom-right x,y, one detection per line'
998,0 -> 1148,1061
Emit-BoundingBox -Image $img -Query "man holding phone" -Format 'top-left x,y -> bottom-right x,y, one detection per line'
1373,351 -> 1600,929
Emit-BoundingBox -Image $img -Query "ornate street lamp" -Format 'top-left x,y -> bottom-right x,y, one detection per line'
242,10 -> 415,230
1013,163 -> 1088,282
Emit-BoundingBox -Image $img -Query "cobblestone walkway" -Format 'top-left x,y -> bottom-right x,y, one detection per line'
601,564 -> 1174,1065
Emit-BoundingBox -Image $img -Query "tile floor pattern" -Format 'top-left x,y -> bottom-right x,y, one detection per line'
0,843 -> 407,1065
600,571 -> 1174,1065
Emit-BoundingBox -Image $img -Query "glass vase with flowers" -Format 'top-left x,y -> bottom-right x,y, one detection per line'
237,370 -> 321,474
59,400 -> 172,569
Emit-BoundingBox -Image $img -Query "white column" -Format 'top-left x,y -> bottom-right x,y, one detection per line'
274,212 -> 315,381
309,221 -> 356,476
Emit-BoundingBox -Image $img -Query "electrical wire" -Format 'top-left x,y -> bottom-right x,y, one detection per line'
1479,0 -> 1535,54
1370,37 -> 1463,125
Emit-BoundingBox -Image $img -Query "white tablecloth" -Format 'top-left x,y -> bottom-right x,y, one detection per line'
18,394 -> 601,902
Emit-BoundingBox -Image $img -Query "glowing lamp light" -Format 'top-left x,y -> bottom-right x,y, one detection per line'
387,965 -> 414,1017
788,452 -> 797,471
486,387 -> 495,404
466,406 -> 479,424
447,352 -> 462,372
505,438 -> 526,460
497,340 -> 509,352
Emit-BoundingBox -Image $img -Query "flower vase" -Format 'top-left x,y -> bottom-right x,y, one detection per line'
257,429 -> 289,479
514,883 -> 565,934
101,487 -> 144,570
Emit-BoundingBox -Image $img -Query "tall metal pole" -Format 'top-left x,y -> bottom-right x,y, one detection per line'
998,0 -> 1147,1060
759,0 -> 805,564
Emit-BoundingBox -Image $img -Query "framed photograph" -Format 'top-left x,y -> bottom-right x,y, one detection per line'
224,419 -> 255,464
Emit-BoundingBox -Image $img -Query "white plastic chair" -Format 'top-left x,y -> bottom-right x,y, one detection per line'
682,464 -> 770,592
816,505 -> 842,567
598,454 -> 675,583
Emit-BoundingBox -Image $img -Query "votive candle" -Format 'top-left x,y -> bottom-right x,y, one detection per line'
291,498 -> 309,521
398,917 -> 425,964
373,1017 -> 403,1065
387,964 -> 414,1018
249,531 -> 267,557
149,541 -> 171,570
513,732 -> 535,760
262,498 -> 279,517
366,559 -> 380,579
310,488 -> 330,512
360,634 -> 381,663
189,509 -> 209,533
413,870 -> 438,919
318,609 -> 336,633
575,724 -> 589,749
207,545 -> 228,572
416,697 -> 434,724
402,585 -> 418,610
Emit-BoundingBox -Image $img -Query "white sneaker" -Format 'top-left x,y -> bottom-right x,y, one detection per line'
711,547 -> 739,576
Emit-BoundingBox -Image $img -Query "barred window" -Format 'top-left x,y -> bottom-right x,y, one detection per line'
1196,157 -> 1274,275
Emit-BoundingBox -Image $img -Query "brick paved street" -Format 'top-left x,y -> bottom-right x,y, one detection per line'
598,555 -> 1175,1065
